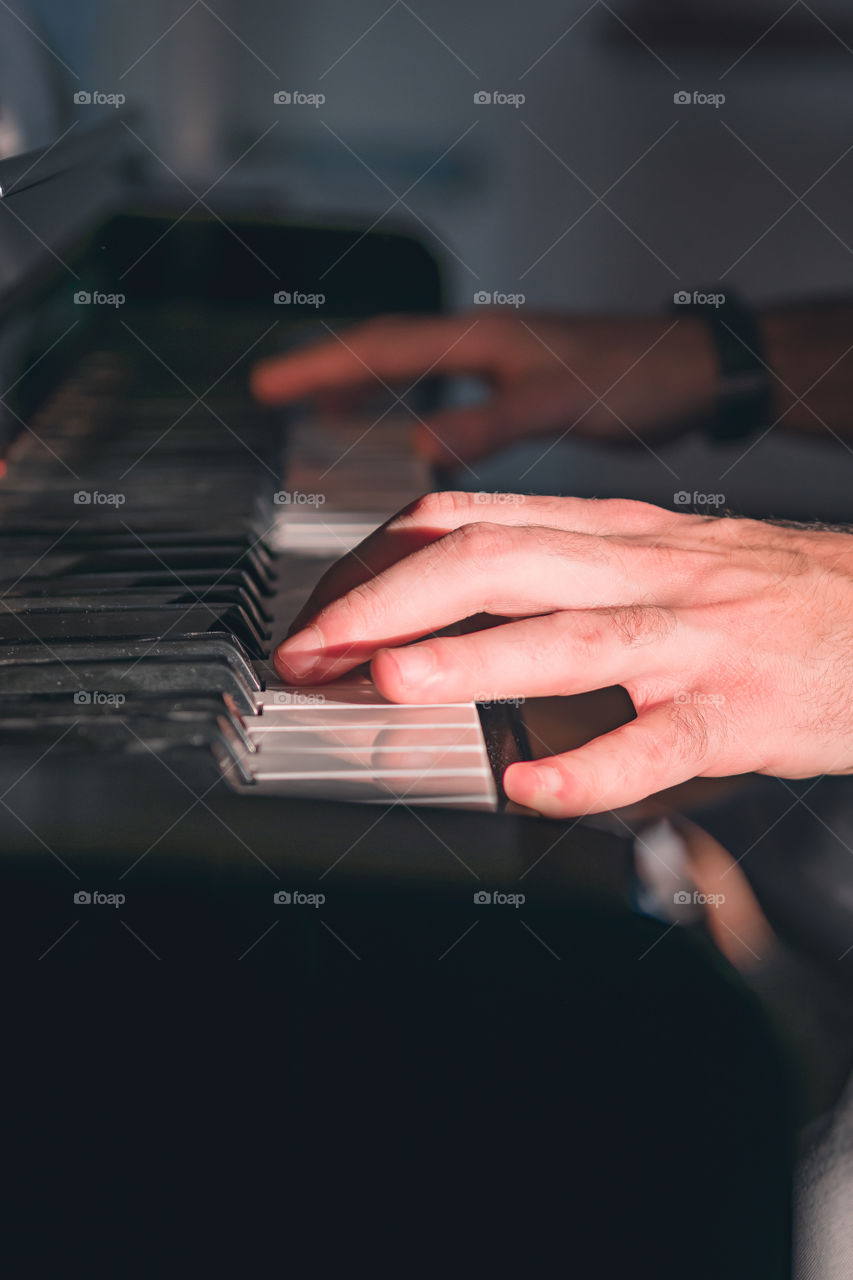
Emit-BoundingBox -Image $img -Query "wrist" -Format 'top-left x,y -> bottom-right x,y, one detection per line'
670,316 -> 719,419
760,310 -> 802,427
582,316 -> 718,441
675,291 -> 774,442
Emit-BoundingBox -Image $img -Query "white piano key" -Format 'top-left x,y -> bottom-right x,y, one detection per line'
248,723 -> 484,741
241,413 -> 499,811
243,773 -> 496,803
250,747 -> 488,774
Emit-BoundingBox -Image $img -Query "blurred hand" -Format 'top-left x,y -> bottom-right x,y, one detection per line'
251,310 -> 718,466
273,491 -> 853,816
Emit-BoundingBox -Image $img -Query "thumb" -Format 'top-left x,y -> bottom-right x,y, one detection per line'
504,703 -> 715,816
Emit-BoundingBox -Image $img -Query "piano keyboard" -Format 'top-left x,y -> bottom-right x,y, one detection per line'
233,414 -> 498,811
0,311 -> 500,812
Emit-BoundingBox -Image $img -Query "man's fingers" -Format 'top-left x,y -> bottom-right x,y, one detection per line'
251,314 -> 498,404
285,492 -> 681,635
413,405 -> 505,466
504,701 -> 717,816
284,523 -> 444,640
275,521 -> 706,684
415,370 -> 598,465
369,609 -> 680,704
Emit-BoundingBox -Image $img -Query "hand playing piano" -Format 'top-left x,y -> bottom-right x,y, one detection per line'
251,311 -> 717,465
273,492 -> 853,817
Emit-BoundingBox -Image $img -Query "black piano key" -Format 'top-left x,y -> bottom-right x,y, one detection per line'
0,546 -> 277,595
0,692 -> 257,751
0,587 -> 272,635
0,578 -> 273,633
0,637 -> 263,711
0,606 -> 269,658
0,712 -> 253,782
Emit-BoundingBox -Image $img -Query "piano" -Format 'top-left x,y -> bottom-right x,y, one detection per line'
0,119 -> 792,1276
0,118 -> 637,936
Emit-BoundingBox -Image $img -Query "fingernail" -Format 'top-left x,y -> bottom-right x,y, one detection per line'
387,645 -> 437,686
527,765 -> 562,795
275,625 -> 323,680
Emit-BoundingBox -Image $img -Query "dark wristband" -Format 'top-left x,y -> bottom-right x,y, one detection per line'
673,288 -> 774,442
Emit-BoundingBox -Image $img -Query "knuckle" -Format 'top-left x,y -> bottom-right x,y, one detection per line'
445,520 -> 513,566
564,615 -> 611,660
333,576 -> 387,630
597,497 -> 665,525
400,490 -> 476,527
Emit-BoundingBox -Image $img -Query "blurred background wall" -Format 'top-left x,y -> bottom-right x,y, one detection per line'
28,0 -> 851,308
6,0 -> 853,507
